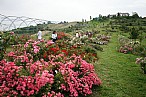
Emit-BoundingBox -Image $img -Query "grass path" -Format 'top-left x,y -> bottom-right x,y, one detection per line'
90,33 -> 146,97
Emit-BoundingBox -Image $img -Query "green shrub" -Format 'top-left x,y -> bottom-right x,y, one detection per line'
91,44 -> 103,51
83,46 -> 97,53
133,45 -> 146,57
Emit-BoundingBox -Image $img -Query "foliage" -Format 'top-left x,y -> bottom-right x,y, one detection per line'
132,13 -> 139,18
119,24 -> 129,32
90,44 -> 103,51
0,32 -> 30,60
129,28 -> 139,39
133,44 -> 146,57
136,57 -> 146,74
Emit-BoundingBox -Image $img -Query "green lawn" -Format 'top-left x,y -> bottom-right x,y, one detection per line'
89,33 -> 146,97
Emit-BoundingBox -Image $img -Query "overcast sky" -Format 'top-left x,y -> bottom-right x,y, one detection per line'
0,0 -> 146,22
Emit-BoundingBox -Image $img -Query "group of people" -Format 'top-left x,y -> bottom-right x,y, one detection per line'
38,29 -> 94,42
37,30 -> 58,42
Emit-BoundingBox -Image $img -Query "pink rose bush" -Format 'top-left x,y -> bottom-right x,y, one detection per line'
118,45 -> 133,54
0,60 -> 54,97
118,36 -> 134,54
0,39 -> 101,97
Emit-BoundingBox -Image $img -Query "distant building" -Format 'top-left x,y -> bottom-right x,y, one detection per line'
118,13 -> 130,17
108,12 -> 130,18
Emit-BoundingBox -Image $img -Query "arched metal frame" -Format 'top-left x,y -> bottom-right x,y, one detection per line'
0,14 -> 49,32
0,14 -> 16,30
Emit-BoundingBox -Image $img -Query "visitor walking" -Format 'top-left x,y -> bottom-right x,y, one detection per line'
37,29 -> 42,40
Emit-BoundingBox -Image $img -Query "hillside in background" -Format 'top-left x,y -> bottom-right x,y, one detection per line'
47,22 -> 77,30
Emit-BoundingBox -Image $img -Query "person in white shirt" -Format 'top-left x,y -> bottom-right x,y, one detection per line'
37,30 -> 42,40
76,32 -> 79,38
52,31 -> 57,42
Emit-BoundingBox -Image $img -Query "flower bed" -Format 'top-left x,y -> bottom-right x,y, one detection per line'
0,38 -> 101,97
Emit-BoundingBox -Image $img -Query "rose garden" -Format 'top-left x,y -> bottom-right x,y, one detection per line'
0,14 -> 146,97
